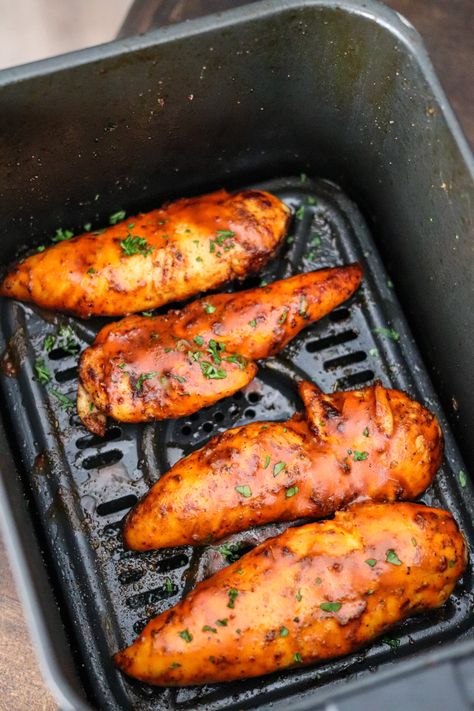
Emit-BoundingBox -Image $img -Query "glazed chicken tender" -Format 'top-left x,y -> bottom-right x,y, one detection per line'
123,381 -> 442,550
115,502 -> 466,686
0,189 -> 290,317
77,264 -> 362,435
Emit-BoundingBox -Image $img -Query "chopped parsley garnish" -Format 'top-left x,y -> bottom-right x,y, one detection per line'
459,470 -> 467,488
300,172 -> 307,183
227,588 -> 238,608
278,309 -> 288,324
315,577 -> 322,585
170,373 -> 186,384
178,629 -> 193,643
382,636 -> 400,649
37,245 -> 46,252
109,209 -> 126,225
363,427 -> 369,437
306,196 -> 317,206
248,319 -> 257,328
216,229 -> 235,241
141,311 -> 153,317
43,334 -> 56,352
208,339 -> 225,363
295,589 -> 302,601
285,486 -> 298,498
411,537 -> 417,547
193,335 -> 204,346
203,303 -> 216,314
128,223 -> 135,229
373,327 -> 400,342
34,359 -> 52,385
448,559 -> 455,568
87,267 -> 96,275
57,324 -> 80,355
293,652 -> 302,663
164,577 -> 173,593
320,601 -> 342,612
202,625 -> 217,633
170,662 -> 182,669
210,229 -> 235,253
353,450 -> 369,461
273,461 -> 286,477
216,618 -> 228,626
280,626 -> 289,637
224,354 -> 246,369
84,223 -> 92,232
200,361 -> 227,379
235,485 -> 252,498
52,228 -> 74,242
263,455 -> 271,469
50,388 -> 75,410
120,234 -> 154,257
386,549 -> 402,566
218,543 -> 242,563
295,205 -> 305,220
135,371 -> 158,390
365,559 -> 377,568
368,348 -> 379,357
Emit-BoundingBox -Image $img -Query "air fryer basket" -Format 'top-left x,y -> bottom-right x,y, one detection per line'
0,2 -> 473,710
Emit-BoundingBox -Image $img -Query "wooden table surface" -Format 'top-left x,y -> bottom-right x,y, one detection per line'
0,2 -> 472,710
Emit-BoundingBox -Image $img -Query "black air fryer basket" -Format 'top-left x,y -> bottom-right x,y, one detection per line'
0,1 -> 473,709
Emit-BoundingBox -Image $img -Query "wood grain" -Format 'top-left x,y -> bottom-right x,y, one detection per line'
0,1 -> 471,708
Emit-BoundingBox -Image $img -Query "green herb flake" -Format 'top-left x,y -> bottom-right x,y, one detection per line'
171,373 -> 186,384
200,361 -> 227,380
224,353 -> 246,369
273,461 -> 286,477
280,626 -> 289,637
411,537 -> 417,547
52,228 -> 74,243
386,549 -> 402,566
248,319 -> 257,328
202,625 -> 217,633
178,629 -> 193,643
120,234 -> 154,257
216,618 -> 228,626
87,267 -> 96,275
128,223 -> 135,229
293,652 -> 302,663
203,303 -> 216,314
286,486 -> 299,498
135,371 -> 159,391
353,450 -> 369,461
365,558 -> 377,568
193,335 -> 204,346
89,402 -> 94,412
382,636 -> 400,649
170,662 -> 181,669
37,245 -> 46,252
363,427 -> 369,437
295,589 -> 302,602
50,388 -> 75,411
141,311 -> 153,317
278,310 -> 288,324
295,205 -> 305,220
315,577 -> 322,585
368,348 -> 379,357
164,577 -> 173,593
218,542 -> 242,564
34,358 -> 52,385
320,601 -> 342,613
43,334 -> 56,352
306,196 -> 316,205
263,455 -> 271,469
227,588 -> 238,609
459,470 -> 467,488
366,589 -> 375,595
109,209 -> 126,225
235,485 -> 252,498
300,172 -> 307,183
373,327 -> 400,342
196,256 -> 203,262
448,559 -> 455,568
207,339 -> 226,364
84,223 -> 92,232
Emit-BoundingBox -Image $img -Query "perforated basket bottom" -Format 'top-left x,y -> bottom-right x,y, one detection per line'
1,177 -> 473,711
